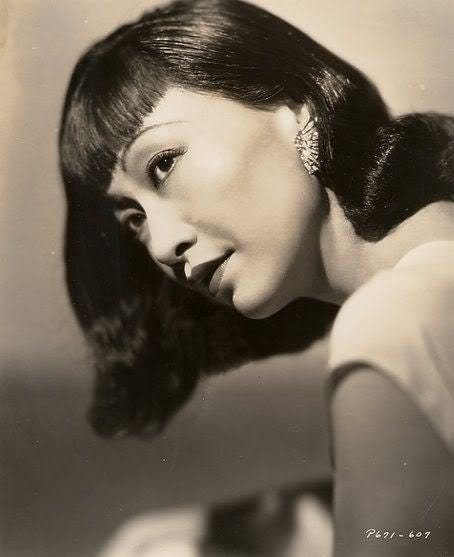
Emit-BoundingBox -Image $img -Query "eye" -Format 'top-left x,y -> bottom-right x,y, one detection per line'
146,147 -> 186,188
121,209 -> 147,234
154,156 -> 175,183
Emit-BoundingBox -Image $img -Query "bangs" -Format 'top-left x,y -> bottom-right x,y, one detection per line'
58,0 -> 345,194
59,30 -> 169,193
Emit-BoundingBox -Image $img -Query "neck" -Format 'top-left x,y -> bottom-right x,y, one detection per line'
314,192 -> 454,305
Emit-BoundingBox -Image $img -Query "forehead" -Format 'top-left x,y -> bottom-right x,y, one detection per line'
139,87 -> 261,130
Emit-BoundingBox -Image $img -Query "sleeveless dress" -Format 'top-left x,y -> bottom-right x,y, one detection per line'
327,240 -> 454,454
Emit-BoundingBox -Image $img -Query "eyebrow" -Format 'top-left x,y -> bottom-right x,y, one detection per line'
110,195 -> 144,212
120,120 -> 186,171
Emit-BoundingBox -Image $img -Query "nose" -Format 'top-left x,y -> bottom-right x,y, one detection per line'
146,206 -> 197,268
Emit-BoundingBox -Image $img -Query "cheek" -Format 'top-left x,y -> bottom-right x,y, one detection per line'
177,123 -> 319,251
236,148 -> 318,251
175,146 -> 251,238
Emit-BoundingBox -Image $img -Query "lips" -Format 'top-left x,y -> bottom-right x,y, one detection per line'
188,251 -> 232,297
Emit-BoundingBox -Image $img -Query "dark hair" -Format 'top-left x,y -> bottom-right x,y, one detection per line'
349,112 -> 454,240
59,0 -> 453,438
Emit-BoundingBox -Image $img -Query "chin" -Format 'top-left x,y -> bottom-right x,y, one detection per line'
232,288 -> 289,320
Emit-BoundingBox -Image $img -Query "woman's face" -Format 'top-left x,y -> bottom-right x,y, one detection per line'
109,89 -> 327,318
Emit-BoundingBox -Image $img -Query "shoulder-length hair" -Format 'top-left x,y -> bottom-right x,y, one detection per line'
59,0 -> 390,437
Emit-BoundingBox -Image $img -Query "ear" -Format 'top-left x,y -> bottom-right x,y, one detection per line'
274,102 -> 314,141
291,103 -> 312,127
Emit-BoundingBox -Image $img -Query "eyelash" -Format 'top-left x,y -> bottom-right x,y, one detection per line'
145,146 -> 187,189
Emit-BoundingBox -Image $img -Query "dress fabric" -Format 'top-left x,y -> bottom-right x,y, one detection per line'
327,240 -> 454,454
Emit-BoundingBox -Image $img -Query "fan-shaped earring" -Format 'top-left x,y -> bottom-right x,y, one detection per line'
295,114 -> 320,175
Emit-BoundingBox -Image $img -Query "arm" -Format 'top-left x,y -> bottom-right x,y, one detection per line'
331,365 -> 454,557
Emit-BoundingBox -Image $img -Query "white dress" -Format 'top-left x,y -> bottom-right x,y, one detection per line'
328,240 -> 454,453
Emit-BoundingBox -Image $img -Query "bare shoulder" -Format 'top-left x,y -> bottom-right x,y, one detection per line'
330,365 -> 454,557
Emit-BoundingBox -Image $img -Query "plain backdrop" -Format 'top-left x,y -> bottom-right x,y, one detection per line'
1,1 -> 453,556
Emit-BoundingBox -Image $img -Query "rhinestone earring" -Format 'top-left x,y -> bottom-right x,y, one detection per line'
295,111 -> 320,175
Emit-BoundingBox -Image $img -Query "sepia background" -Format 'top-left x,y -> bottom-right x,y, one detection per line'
1,1 -> 453,556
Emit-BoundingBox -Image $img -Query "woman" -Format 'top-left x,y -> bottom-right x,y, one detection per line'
59,0 -> 454,554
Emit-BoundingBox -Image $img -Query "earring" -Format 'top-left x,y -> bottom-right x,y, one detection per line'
295,112 -> 320,175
